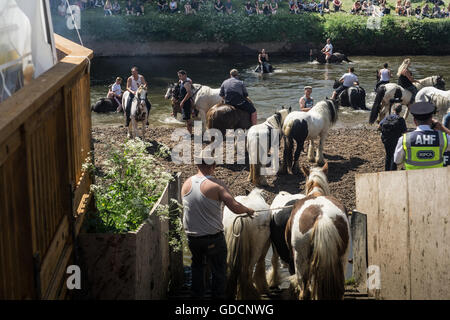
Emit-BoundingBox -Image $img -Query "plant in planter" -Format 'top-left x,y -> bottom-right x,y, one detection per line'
78,138 -> 183,299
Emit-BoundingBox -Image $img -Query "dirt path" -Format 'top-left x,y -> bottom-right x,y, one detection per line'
92,125 -> 385,211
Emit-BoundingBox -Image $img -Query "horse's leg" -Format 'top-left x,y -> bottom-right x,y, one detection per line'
316,133 -> 327,165
199,110 -> 207,133
292,138 -> 304,175
287,137 -> 294,174
253,238 -> 271,295
403,104 -> 410,120
280,135 -> 289,175
307,139 -> 315,162
267,244 -> 281,289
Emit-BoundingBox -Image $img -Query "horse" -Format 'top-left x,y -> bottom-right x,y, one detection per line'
91,97 -> 120,113
254,62 -> 274,74
222,188 -> 271,300
206,103 -> 253,136
369,75 -> 446,124
310,50 -> 351,64
286,163 -> 350,300
247,107 -> 291,186
122,85 -> 149,139
332,80 -> 368,110
415,87 -> 450,114
266,191 -> 306,289
164,82 -> 182,118
165,83 -> 222,129
281,99 -> 339,174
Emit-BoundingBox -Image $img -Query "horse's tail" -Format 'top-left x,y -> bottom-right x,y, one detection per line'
206,107 -> 216,129
225,215 -> 260,300
283,119 -> 294,138
369,85 -> 386,124
309,214 -> 346,300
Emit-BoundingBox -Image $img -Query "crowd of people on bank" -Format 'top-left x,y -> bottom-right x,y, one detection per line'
52,0 -> 450,18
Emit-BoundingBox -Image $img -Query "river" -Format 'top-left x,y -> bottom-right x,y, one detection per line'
90,55 -> 450,128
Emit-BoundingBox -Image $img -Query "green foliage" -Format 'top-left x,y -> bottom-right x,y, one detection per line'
53,3 -> 450,53
86,139 -> 173,233
156,199 -> 186,252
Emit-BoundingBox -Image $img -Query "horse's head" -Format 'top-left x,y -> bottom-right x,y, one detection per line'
136,85 -> 148,115
164,83 -> 174,99
301,162 -> 330,197
435,76 -> 446,91
333,79 -> 341,89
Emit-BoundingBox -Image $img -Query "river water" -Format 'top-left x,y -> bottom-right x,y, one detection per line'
90,55 -> 450,128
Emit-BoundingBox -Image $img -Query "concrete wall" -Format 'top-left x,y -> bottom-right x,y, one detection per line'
355,167 -> 450,300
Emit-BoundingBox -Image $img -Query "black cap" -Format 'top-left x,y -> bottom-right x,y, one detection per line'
409,102 -> 436,116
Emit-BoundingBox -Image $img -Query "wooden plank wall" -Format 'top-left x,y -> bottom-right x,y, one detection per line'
0,35 -> 93,299
355,167 -> 450,300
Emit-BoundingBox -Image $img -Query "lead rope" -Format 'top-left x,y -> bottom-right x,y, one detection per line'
231,205 -> 295,238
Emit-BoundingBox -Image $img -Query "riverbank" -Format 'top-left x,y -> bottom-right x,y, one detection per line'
54,7 -> 450,56
92,125 -> 385,211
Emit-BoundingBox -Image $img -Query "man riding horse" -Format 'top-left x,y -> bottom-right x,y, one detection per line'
219,69 -> 257,126
125,67 -> 151,127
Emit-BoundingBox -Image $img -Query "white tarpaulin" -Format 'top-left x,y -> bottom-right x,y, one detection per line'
0,0 -> 56,103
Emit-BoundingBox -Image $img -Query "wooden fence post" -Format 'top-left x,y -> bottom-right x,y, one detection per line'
351,210 -> 368,293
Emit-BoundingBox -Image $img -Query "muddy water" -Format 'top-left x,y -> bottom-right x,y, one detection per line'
90,55 -> 450,128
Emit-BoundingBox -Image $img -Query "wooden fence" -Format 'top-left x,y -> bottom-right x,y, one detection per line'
0,35 -> 93,300
355,167 -> 450,300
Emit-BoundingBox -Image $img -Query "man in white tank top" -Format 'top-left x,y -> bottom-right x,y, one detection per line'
125,66 -> 151,127
375,62 -> 392,91
181,153 -> 254,299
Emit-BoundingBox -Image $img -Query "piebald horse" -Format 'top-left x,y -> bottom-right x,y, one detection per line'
267,191 -> 306,289
369,75 -> 446,124
286,163 -> 349,300
247,107 -> 291,186
122,85 -> 149,139
281,99 -> 339,174
223,188 -> 271,300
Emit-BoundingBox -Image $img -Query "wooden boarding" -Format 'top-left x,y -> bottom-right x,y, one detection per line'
355,167 -> 450,300
0,34 -> 93,299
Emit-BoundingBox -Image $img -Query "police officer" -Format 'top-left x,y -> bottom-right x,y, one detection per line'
219,69 -> 257,125
394,102 -> 450,170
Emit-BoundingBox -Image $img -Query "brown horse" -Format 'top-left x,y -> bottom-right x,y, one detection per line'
206,103 -> 252,136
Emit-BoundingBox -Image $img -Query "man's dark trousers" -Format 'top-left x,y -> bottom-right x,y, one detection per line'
383,139 -> 398,171
187,232 -> 227,299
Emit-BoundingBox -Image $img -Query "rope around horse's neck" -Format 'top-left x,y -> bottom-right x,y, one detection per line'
231,205 -> 295,238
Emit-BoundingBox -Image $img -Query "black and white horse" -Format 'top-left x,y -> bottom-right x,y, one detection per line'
123,85 -> 149,139
369,75 -> 446,124
333,80 -> 368,110
281,99 -> 339,174
310,50 -> 351,64
91,97 -> 121,113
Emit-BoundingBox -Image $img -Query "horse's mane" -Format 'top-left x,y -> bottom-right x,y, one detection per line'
305,168 -> 330,196
266,112 -> 282,129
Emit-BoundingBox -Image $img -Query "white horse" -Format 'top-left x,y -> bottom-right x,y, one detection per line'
415,87 -> 450,112
266,191 -> 305,289
122,85 -> 148,139
369,75 -> 446,124
281,99 -> 339,174
287,163 -> 350,300
223,188 -> 271,300
165,83 -> 222,129
247,107 -> 291,186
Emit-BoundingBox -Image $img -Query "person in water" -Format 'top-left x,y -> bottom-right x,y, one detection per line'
257,49 -> 271,73
375,63 -> 392,91
321,38 -> 333,63
299,86 -> 314,112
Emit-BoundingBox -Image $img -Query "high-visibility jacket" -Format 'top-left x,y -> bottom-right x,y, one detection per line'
403,130 -> 448,170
